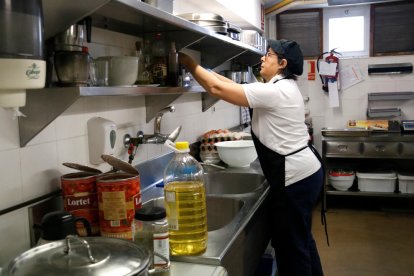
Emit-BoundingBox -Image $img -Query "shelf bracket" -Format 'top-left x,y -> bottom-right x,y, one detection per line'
201,93 -> 220,112
145,94 -> 181,123
18,88 -> 81,147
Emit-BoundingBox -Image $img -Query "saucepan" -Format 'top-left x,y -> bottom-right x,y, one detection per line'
1,235 -> 169,276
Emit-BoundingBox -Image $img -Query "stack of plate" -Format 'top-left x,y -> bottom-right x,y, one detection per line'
178,13 -> 228,35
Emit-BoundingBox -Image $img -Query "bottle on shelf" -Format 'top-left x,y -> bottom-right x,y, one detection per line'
134,41 -> 147,85
151,33 -> 167,86
168,41 -> 179,87
163,141 -> 207,256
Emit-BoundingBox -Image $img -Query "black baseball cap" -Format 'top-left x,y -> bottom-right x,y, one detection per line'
267,39 -> 304,76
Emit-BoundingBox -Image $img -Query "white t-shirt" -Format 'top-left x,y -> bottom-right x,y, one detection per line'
242,75 -> 321,186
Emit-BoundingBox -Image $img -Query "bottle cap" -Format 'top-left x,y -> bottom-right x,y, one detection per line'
175,141 -> 189,150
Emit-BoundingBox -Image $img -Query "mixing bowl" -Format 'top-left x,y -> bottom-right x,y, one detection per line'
97,56 -> 138,86
214,140 -> 257,167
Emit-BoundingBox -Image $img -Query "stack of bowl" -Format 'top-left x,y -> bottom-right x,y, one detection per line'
178,13 -> 228,35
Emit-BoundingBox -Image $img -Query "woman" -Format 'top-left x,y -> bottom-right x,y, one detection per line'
179,39 -> 324,276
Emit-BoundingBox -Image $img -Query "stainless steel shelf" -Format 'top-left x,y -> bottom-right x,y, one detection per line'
90,0 -> 264,68
24,0 -> 264,146
19,86 -> 207,146
326,189 -> 414,198
368,92 -> 414,101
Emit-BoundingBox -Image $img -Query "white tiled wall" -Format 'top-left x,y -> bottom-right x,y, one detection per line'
0,28 -> 239,266
1,26 -> 413,266
298,55 -> 414,152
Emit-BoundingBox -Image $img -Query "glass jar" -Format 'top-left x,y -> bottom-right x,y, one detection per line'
133,206 -> 170,271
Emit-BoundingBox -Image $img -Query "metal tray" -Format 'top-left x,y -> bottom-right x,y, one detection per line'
321,128 -> 371,137
177,13 -> 225,22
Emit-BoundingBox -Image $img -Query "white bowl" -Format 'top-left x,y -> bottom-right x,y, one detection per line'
328,174 -> 355,191
97,56 -> 138,86
214,140 -> 257,168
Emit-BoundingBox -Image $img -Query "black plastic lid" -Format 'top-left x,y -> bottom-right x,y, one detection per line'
135,206 -> 166,221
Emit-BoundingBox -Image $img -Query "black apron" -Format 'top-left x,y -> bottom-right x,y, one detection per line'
249,78 -> 329,246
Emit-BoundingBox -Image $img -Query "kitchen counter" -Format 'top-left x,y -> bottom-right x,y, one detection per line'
170,262 -> 227,276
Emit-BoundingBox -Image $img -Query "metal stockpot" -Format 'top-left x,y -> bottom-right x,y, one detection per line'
2,235 -> 169,276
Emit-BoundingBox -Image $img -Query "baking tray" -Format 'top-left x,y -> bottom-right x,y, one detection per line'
321,128 -> 371,137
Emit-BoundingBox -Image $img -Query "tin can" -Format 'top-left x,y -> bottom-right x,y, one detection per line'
97,172 -> 141,240
61,172 -> 100,236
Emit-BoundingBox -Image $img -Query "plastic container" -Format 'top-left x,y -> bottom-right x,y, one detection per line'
398,172 -> 414,193
356,171 -> 397,192
163,141 -> 207,256
133,206 -> 170,270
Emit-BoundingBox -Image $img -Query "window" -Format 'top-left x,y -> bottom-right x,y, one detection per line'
371,1 -> 414,56
323,6 -> 370,57
276,9 -> 322,58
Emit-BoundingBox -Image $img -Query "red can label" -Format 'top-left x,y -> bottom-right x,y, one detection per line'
61,172 -> 100,236
97,173 -> 141,240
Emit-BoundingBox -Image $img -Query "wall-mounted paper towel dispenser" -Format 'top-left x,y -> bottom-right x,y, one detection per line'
368,63 -> 413,75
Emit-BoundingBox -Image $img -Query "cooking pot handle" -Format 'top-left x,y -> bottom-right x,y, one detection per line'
64,235 -> 97,263
148,252 -> 170,275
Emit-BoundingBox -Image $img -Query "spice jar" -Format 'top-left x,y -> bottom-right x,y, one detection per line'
133,206 -> 170,272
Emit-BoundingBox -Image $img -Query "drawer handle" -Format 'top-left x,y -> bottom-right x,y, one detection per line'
337,145 -> 348,152
375,145 -> 386,152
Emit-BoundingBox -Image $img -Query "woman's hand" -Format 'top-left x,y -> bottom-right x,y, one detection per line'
178,52 -> 196,69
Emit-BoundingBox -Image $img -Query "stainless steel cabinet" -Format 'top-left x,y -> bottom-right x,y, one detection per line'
322,134 -> 414,206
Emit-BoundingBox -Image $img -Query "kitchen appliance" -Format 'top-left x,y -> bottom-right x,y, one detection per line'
54,49 -> 90,86
0,0 -> 46,108
401,120 -> 414,132
1,235 -> 169,276
34,210 -> 91,245
52,17 -> 92,86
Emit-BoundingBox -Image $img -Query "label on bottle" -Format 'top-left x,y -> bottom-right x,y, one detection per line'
165,191 -> 179,230
153,232 -> 170,267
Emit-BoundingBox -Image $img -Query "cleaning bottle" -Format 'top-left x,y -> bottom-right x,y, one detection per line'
163,140 -> 207,255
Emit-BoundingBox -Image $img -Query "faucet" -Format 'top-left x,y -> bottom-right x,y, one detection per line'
124,105 -> 182,148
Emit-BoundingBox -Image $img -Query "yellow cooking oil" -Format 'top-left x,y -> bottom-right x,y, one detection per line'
164,180 -> 207,255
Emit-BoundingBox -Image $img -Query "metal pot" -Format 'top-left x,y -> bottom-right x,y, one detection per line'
2,235 -> 168,276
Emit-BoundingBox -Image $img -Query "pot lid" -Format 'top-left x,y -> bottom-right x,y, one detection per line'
101,154 -> 139,175
62,162 -> 102,174
2,236 -> 151,276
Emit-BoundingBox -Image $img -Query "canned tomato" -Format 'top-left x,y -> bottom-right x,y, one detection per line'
97,172 -> 141,240
61,172 -> 100,236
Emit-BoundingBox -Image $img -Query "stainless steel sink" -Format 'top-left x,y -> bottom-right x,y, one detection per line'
139,164 -> 271,276
143,196 -> 244,232
204,172 -> 266,195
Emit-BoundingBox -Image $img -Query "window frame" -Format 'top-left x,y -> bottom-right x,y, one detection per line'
323,5 -> 370,58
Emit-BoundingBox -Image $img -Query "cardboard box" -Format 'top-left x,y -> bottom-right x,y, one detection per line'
347,120 -> 389,130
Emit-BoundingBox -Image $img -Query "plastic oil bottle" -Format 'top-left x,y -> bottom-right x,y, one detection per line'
163,141 -> 207,255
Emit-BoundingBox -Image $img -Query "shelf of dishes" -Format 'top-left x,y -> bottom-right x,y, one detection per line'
88,0 -> 264,68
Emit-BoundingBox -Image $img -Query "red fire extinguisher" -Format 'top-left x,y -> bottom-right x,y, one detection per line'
317,48 -> 341,92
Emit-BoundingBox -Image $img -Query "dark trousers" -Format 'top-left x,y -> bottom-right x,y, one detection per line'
270,168 -> 324,276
